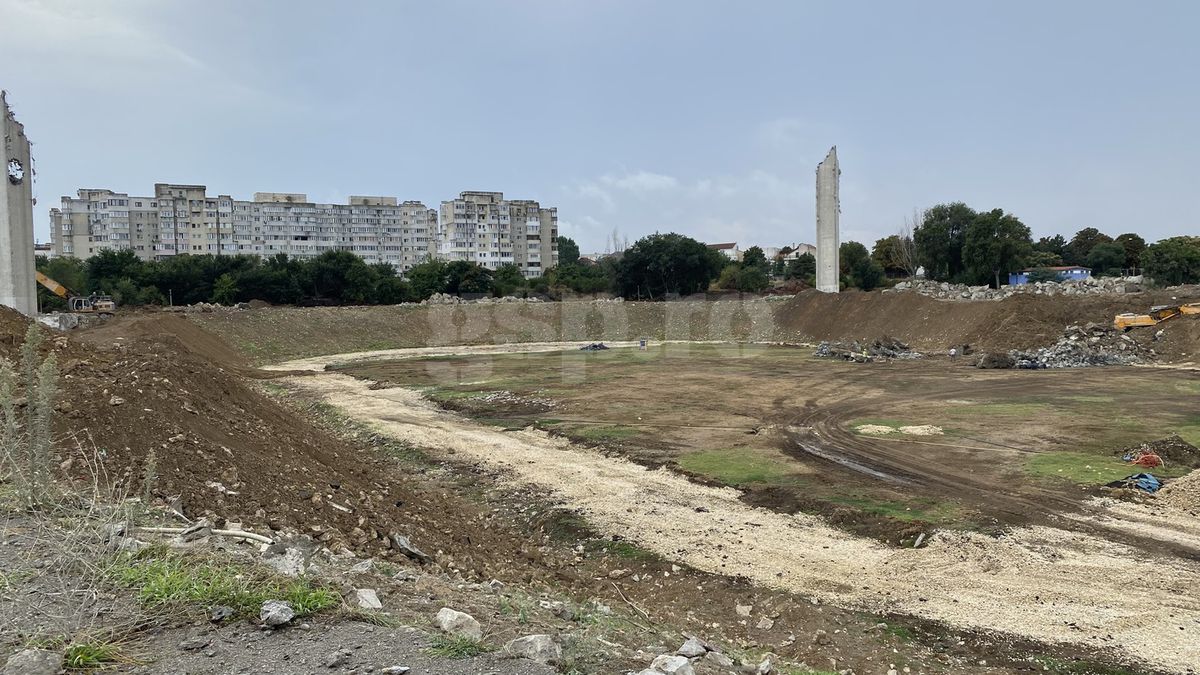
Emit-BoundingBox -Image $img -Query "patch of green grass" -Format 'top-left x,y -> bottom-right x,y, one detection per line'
1062,395 -> 1116,404
588,539 -> 660,562
573,425 -> 639,442
1175,381 -> 1200,395
498,597 -> 530,624
677,448 -> 798,486
960,401 -> 1051,416
110,546 -> 338,619
1174,415 -> 1200,446
827,495 -> 958,524
64,638 -> 132,669
1027,451 -> 1190,485
426,634 -> 491,659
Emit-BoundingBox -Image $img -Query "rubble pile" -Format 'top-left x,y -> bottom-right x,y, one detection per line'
815,336 -> 922,362
163,302 -> 251,313
888,276 -> 1143,301
1005,322 -> 1150,368
420,293 -> 543,306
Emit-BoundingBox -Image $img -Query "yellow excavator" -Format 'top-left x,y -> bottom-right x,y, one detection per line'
1114,303 -> 1200,331
35,271 -> 117,316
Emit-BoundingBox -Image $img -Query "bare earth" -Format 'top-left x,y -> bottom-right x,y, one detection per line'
270,344 -> 1200,674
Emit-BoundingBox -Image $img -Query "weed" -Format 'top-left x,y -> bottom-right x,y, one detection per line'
110,547 -> 338,619
588,539 -> 660,563
677,448 -> 799,486
1027,451 -> 1190,484
64,638 -> 132,669
827,495 -> 958,524
426,634 -> 490,659
572,425 -> 638,442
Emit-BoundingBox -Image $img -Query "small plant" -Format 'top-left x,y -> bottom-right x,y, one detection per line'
426,634 -> 491,659
64,638 -> 131,669
140,447 -> 158,505
111,547 -> 338,619
0,324 -> 60,508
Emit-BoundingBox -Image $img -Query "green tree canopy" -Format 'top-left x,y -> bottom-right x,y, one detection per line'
557,236 -> 580,266
614,233 -> 725,299
785,253 -> 816,281
445,260 -> 494,295
962,209 -> 1032,288
1114,233 -> 1146,269
1086,241 -> 1127,277
1065,228 -> 1112,266
1034,234 -> 1067,259
1142,236 -> 1200,286
913,202 -> 976,281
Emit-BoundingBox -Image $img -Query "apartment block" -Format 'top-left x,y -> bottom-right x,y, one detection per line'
438,191 -> 558,277
50,185 -> 439,273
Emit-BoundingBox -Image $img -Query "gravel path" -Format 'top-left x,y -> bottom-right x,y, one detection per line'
275,345 -> 1200,674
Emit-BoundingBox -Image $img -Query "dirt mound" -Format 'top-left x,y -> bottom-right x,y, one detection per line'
1118,435 -> 1200,469
0,306 -> 32,359
777,290 -> 1195,357
1159,471 -> 1200,513
814,335 -> 921,362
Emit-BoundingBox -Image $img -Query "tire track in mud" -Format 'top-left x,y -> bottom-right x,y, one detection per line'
270,345 -> 1200,674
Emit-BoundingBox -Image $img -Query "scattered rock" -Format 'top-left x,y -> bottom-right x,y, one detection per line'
435,607 -> 482,641
735,604 -> 753,617
650,654 -> 696,675
326,651 -> 349,669
178,636 -> 211,651
380,668 -> 411,675
501,635 -> 561,664
677,637 -> 707,658
390,533 -> 432,564
704,650 -> 734,668
755,616 -> 774,630
976,352 -> 1016,369
2,648 -> 61,675
179,518 -> 213,542
260,600 -> 296,627
262,547 -> 308,577
109,395 -> 125,406
354,588 -> 383,610
813,629 -> 832,645
348,559 -> 374,574
209,605 -> 235,623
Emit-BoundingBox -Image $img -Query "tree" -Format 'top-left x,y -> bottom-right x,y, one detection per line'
1026,268 -> 1061,283
913,202 -> 976,281
1065,228 -> 1112,266
737,265 -> 770,292
445,261 -> 493,295
839,241 -> 885,290
872,235 -> 912,277
1023,250 -> 1062,269
1086,241 -> 1127,277
614,233 -> 725,299
741,246 -> 768,270
962,209 -> 1032,288
1034,235 -> 1067,259
35,256 -> 88,311
305,250 -> 378,304
492,263 -> 526,296
771,257 -> 785,278
211,273 -> 239,304
557,236 -> 580,267
406,258 -> 449,300
785,253 -> 816,281
1142,236 -> 1200,286
1114,233 -> 1146,270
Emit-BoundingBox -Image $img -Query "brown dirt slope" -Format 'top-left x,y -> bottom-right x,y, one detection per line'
191,289 -> 1200,364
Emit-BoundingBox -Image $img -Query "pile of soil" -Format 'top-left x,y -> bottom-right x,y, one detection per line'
814,335 -> 921,362
1159,471 -> 1200,513
1118,435 -> 1200,469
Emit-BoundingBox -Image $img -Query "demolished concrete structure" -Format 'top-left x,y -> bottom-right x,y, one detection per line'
1,91 -> 36,317
815,146 -> 840,294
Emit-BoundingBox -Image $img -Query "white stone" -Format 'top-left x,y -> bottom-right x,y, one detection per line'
435,607 -> 482,641
501,635 -> 560,664
677,637 -> 707,658
260,600 -> 295,627
354,588 -> 383,610
650,654 -> 695,675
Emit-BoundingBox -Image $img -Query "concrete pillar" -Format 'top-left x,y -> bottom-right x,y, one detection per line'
815,145 -> 840,294
1,91 -> 36,316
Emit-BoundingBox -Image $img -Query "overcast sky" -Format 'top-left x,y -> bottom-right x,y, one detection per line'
2,0 -> 1197,253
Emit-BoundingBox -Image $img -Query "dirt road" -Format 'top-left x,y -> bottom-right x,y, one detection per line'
272,345 -> 1200,674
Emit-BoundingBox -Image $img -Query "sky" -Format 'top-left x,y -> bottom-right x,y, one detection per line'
2,0 -> 1198,254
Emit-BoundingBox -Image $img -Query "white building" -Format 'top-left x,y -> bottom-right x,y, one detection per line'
51,184 -> 440,273
438,191 -> 558,277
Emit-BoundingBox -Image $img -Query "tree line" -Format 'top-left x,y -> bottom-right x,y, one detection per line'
35,214 -> 1200,309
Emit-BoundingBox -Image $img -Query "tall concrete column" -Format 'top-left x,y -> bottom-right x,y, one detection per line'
1,92 -> 37,317
815,145 -> 840,293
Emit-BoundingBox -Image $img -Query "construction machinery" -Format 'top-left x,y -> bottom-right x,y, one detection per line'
1114,303 -> 1200,331
35,271 -> 117,316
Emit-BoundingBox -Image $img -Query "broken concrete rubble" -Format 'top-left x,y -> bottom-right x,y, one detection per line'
814,335 -> 921,362
889,275 -> 1142,301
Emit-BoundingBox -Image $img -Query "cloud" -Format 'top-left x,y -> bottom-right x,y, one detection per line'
603,170 -> 679,192
0,0 -> 205,74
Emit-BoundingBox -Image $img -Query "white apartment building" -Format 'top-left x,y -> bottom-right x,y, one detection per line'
438,191 -> 558,277
50,184 -> 439,273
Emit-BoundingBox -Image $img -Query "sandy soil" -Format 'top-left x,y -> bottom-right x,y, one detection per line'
272,344 -> 1200,674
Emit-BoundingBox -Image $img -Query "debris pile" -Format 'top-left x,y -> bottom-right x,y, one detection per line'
421,293 -> 543,306
815,336 -> 921,362
163,302 -> 251,313
579,342 -> 610,351
1005,323 -> 1151,368
888,275 -> 1143,301
1119,435 -> 1200,469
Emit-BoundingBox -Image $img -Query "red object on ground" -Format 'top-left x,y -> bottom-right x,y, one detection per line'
1132,452 -> 1164,468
